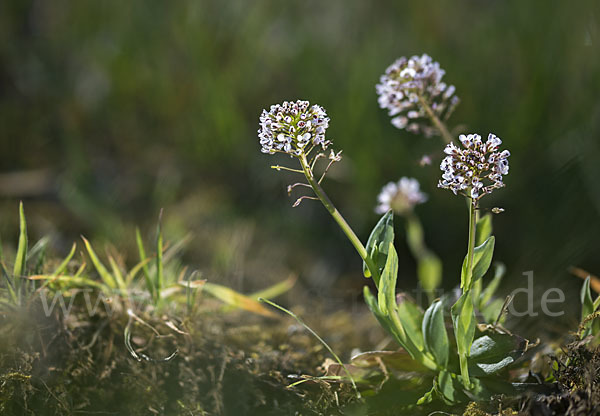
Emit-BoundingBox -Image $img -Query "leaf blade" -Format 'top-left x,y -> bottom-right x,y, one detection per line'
422,299 -> 449,368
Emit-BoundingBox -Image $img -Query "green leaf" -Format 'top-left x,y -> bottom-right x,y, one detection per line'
475,214 -> 493,246
350,349 -> 430,373
202,282 -> 276,317
461,236 -> 495,288
363,286 -> 411,358
81,236 -> 117,289
1,261 -> 17,304
581,276 -> 595,338
13,202 -> 28,286
397,295 -> 424,351
363,211 -> 394,283
220,275 -> 297,313
423,300 -> 449,368
52,243 -> 77,278
378,242 -> 398,316
33,243 -> 77,294
363,286 -> 390,330
155,214 -> 164,297
107,255 -> 128,295
451,290 -> 477,387
418,252 -> 442,293
468,328 -> 529,376
436,371 -> 469,404
135,227 -> 154,299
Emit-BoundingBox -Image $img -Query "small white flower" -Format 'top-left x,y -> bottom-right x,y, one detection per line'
258,100 -> 331,156
375,177 -> 428,215
376,54 -> 459,137
438,133 -> 510,201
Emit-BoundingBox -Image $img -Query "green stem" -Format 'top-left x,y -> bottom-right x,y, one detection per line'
299,155 -> 380,283
464,199 -> 477,291
417,95 -> 454,144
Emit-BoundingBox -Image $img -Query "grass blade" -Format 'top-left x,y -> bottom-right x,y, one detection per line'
220,274 -> 297,313
52,243 -> 77,278
1,261 -> 17,304
135,227 -> 154,300
202,282 -> 275,317
81,236 -> 116,289
260,298 -> 361,400
13,202 -> 28,293
108,254 -> 128,295
125,258 -> 152,286
155,212 -> 164,301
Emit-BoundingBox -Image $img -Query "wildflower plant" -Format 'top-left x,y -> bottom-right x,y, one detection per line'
259,58 -> 529,405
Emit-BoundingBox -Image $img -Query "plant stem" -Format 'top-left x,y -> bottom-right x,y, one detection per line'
417,95 -> 454,144
464,199 -> 477,291
299,155 -> 380,283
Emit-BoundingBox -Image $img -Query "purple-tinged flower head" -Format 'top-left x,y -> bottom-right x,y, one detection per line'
376,54 -> 459,137
258,100 -> 330,157
375,177 -> 427,215
438,133 -> 510,201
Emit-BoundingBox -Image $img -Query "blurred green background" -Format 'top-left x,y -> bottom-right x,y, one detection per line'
1,0 -> 599,330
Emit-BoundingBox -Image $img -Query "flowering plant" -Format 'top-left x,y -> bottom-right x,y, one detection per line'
258,56 -> 530,405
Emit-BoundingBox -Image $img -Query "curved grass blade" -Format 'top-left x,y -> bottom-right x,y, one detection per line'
125,258 -> 152,286
81,236 -> 116,289
107,255 -> 128,295
220,274 -> 297,313
203,282 -> 275,317
260,297 -> 361,400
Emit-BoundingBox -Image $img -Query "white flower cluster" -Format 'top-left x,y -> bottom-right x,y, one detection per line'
376,54 -> 459,137
438,133 -> 510,200
258,100 -> 330,156
375,177 -> 427,215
